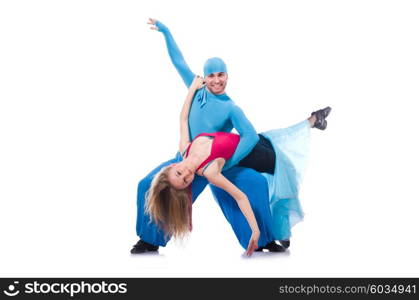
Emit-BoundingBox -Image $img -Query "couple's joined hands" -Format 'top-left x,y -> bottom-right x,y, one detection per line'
190,76 -> 205,90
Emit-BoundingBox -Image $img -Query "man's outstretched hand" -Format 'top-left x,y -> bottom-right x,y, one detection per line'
147,18 -> 157,30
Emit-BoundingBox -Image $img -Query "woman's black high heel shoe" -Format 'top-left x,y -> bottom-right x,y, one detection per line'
311,106 -> 332,130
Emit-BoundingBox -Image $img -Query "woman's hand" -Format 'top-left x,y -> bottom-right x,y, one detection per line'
246,230 -> 260,256
147,18 -> 158,30
190,75 -> 205,90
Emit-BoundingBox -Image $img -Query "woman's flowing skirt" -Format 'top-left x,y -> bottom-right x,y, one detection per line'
260,120 -> 311,240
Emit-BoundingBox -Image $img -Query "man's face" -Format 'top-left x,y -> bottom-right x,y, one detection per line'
205,72 -> 228,95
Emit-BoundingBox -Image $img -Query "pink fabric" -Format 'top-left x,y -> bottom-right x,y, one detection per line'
185,132 -> 240,171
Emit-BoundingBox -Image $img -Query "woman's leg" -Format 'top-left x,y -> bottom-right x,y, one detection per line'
238,134 -> 276,174
238,106 -> 331,176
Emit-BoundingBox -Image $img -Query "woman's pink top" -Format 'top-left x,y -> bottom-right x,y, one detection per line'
185,132 -> 240,171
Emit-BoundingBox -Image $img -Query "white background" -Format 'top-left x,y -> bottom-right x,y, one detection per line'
1,0 -> 418,277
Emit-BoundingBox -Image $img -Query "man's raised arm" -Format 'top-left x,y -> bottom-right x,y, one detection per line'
148,18 -> 195,88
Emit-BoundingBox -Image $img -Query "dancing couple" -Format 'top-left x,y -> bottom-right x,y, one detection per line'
131,18 -> 331,256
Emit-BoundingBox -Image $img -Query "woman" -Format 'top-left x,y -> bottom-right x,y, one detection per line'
146,76 -> 331,256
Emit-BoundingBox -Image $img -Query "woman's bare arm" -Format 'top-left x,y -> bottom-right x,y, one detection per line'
179,76 -> 204,154
204,162 -> 260,256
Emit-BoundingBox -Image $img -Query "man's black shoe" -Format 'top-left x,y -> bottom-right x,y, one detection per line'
311,106 -> 332,130
279,240 -> 290,249
130,240 -> 159,254
255,241 -> 286,252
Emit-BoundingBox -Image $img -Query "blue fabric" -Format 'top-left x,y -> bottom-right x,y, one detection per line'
136,21 -> 272,249
209,167 -> 275,249
203,57 -> 227,77
260,120 -> 311,240
136,152 -> 275,249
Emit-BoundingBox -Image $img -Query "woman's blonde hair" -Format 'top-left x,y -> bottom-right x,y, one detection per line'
145,165 -> 192,239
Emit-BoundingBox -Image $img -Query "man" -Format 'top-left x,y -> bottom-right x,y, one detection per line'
131,19 -> 286,254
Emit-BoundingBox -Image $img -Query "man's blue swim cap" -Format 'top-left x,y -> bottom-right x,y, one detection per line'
203,57 -> 227,77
